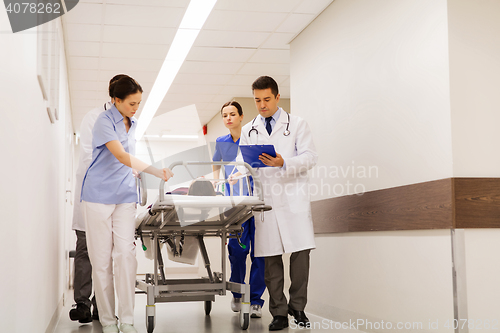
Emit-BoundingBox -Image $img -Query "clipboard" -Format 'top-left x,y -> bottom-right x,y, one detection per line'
240,145 -> 277,168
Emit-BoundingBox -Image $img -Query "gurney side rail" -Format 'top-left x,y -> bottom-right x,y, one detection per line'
159,161 -> 264,202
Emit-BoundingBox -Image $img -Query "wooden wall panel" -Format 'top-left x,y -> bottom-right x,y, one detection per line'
454,178 -> 500,228
312,178 -> 500,234
312,179 -> 454,234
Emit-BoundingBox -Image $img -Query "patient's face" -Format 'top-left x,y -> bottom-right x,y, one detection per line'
221,105 -> 243,130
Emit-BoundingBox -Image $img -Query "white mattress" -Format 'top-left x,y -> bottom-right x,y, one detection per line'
157,195 -> 264,208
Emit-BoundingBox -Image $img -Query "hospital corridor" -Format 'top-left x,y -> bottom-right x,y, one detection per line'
2,0 -> 500,332
53,276 -> 366,333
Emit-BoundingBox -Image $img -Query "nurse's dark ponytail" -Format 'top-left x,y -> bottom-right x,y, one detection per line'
108,74 -> 130,98
112,76 -> 143,100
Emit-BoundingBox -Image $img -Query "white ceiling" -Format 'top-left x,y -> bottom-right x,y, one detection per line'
62,0 -> 333,136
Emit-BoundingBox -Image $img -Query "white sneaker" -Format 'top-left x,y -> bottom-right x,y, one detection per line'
102,324 -> 119,333
231,297 -> 241,312
119,323 -> 138,333
250,304 -> 262,318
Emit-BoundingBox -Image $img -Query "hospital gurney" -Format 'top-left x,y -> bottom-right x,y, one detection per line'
135,161 -> 271,332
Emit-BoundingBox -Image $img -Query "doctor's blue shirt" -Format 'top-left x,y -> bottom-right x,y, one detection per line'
259,107 -> 287,169
81,105 -> 138,204
259,107 -> 282,132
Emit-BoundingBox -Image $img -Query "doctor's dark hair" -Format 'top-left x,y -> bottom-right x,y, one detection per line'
111,76 -> 143,100
220,101 -> 243,116
251,76 -> 279,97
108,74 -> 131,98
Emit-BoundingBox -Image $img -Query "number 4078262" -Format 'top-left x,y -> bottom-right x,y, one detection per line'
6,2 -> 61,14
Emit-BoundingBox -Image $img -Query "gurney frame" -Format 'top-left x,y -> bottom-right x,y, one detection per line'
135,161 -> 271,333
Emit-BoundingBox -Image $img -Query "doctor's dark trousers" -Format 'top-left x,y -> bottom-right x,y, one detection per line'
74,230 -> 97,311
264,249 -> 311,316
228,217 -> 266,306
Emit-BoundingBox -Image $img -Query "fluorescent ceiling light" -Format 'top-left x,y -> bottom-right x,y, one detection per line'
135,0 -> 218,140
179,0 -> 218,29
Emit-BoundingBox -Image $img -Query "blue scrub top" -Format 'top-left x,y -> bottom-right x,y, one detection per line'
81,105 -> 138,204
213,134 -> 251,196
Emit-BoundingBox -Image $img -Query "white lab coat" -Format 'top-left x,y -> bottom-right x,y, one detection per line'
238,108 -> 318,257
72,102 -> 112,231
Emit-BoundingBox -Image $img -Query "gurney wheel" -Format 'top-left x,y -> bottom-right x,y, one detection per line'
204,300 -> 212,315
240,311 -> 249,330
147,316 -> 155,333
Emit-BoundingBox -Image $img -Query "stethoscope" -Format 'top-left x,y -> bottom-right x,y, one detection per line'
248,111 -> 291,139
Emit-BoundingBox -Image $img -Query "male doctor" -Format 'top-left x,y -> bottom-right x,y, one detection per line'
232,76 -> 318,331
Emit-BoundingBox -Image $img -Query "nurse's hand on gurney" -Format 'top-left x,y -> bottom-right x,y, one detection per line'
158,168 -> 174,182
105,140 -> 174,181
228,172 -> 242,186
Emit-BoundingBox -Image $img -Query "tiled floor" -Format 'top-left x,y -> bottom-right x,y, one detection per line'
54,279 -> 364,333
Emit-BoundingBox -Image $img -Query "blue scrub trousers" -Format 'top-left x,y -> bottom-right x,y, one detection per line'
228,217 -> 266,306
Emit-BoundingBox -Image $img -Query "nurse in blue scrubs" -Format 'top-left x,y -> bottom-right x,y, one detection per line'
81,76 -> 173,333
212,101 -> 266,318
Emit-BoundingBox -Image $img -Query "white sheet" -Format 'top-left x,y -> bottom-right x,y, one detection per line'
157,195 -> 263,208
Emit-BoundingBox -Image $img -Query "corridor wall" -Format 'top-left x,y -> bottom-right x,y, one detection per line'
290,0 -> 456,330
0,12 -> 73,333
448,0 -> 500,325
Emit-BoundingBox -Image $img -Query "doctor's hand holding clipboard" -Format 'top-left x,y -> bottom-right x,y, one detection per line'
259,151 -> 284,167
228,145 -> 284,185
239,144 -> 285,168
